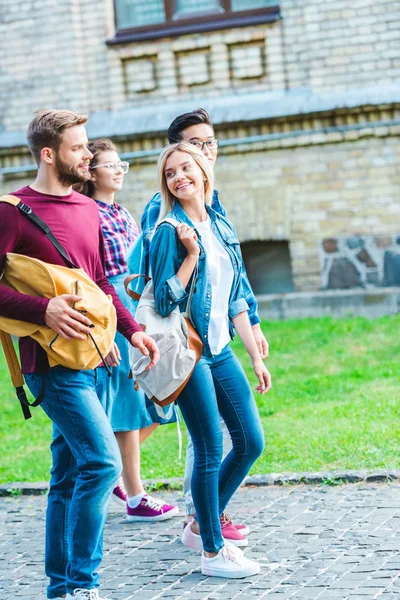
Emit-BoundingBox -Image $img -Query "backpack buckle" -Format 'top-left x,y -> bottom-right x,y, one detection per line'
18,202 -> 32,215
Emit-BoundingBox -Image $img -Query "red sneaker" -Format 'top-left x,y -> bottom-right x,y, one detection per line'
220,513 -> 248,547
182,513 -> 248,549
127,494 -> 179,522
111,477 -> 127,508
220,512 -> 250,537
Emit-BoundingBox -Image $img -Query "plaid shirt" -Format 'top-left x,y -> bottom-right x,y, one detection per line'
96,199 -> 140,277
140,190 -> 260,325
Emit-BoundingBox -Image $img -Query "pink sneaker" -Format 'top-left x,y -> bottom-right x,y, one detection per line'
111,478 -> 127,508
181,520 -> 203,550
221,520 -> 248,547
127,494 -> 179,522
182,516 -> 248,549
220,512 -> 250,537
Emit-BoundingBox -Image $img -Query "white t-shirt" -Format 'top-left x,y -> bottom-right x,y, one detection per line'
194,217 -> 234,355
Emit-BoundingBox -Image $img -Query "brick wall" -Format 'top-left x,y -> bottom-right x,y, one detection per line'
103,126 -> 400,292
2,0 -> 399,131
283,0 -> 400,92
1,0 -> 400,293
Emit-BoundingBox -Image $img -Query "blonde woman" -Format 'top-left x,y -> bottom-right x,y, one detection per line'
149,142 -> 271,579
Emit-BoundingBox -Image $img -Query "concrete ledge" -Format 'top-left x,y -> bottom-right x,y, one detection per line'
245,470 -> 400,486
257,287 -> 400,320
1,470 -> 399,497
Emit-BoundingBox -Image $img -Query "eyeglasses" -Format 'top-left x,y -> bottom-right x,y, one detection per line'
90,161 -> 129,174
189,139 -> 219,151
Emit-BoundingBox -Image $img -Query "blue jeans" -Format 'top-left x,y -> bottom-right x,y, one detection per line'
177,344 -> 264,553
183,421 -> 232,516
25,366 -> 122,599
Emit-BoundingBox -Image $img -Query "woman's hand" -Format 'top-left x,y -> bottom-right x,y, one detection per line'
176,223 -> 200,257
252,358 -> 272,395
104,342 -> 121,367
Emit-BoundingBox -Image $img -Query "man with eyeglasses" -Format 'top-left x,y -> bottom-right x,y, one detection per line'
137,107 -> 268,544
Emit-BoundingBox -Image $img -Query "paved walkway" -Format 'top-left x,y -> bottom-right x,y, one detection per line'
2,484 -> 400,599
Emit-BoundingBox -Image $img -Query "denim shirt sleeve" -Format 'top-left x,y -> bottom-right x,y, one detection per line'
141,192 -> 162,277
150,223 -> 188,317
228,276 -> 249,320
211,189 -> 227,218
229,219 -> 260,326
241,266 -> 260,326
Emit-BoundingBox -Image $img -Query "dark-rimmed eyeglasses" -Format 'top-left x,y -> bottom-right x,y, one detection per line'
189,139 -> 219,151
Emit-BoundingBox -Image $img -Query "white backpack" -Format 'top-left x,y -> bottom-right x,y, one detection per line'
127,219 -> 203,418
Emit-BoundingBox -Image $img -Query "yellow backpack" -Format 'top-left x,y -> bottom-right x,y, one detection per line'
0,195 -> 117,418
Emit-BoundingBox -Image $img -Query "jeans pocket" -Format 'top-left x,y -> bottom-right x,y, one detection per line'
24,373 -> 43,398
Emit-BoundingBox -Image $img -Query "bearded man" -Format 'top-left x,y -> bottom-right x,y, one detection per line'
0,109 -> 159,600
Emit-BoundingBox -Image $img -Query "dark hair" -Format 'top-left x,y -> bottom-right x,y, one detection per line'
73,138 -> 117,197
27,109 -> 88,166
167,108 -> 213,144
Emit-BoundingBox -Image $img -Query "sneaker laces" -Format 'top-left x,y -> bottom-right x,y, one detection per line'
143,494 -> 166,510
221,543 -> 242,565
220,511 -> 232,527
114,476 -> 126,495
71,589 -> 100,599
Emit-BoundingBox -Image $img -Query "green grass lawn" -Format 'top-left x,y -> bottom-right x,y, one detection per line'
1,316 -> 400,484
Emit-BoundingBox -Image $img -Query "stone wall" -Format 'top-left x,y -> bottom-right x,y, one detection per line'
4,111 -> 398,293
1,0 -> 400,294
1,0 -> 399,132
283,0 -> 400,92
321,234 -> 400,289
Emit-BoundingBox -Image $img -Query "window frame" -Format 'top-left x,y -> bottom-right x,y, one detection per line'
108,0 -> 280,45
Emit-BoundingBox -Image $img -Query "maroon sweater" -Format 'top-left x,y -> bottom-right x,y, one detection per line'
0,186 -> 141,373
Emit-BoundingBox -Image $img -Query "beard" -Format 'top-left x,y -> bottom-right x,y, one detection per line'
55,153 -> 90,186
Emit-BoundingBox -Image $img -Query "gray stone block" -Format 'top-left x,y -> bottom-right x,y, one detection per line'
384,251 -> 400,286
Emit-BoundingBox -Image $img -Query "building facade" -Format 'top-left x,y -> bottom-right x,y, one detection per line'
1,0 -> 400,296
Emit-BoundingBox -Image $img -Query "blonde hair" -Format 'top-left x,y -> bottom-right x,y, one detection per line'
157,142 -> 214,223
27,109 -> 88,166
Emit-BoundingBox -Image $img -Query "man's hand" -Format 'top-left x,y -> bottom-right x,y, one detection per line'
104,342 -> 121,367
45,295 -> 93,339
252,323 -> 269,359
131,331 -> 159,370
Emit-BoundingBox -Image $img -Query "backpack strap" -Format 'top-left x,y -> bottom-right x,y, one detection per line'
123,219 -> 180,301
124,273 -> 151,301
157,218 -> 198,318
157,217 -> 180,228
0,331 -> 44,420
0,195 -> 77,268
0,195 -> 68,418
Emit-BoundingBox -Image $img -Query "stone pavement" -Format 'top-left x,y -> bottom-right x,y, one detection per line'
2,483 -> 400,600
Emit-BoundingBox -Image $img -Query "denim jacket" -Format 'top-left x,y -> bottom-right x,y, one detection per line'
141,190 -> 260,326
149,202 -> 249,359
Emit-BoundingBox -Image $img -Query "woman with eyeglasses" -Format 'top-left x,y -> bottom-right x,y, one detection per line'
74,138 -> 179,523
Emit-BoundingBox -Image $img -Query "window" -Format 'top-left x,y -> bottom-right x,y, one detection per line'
110,0 -> 280,44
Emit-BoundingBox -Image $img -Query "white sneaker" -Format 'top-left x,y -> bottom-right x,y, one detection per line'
181,520 -> 203,550
67,589 -> 110,599
201,541 -> 260,579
